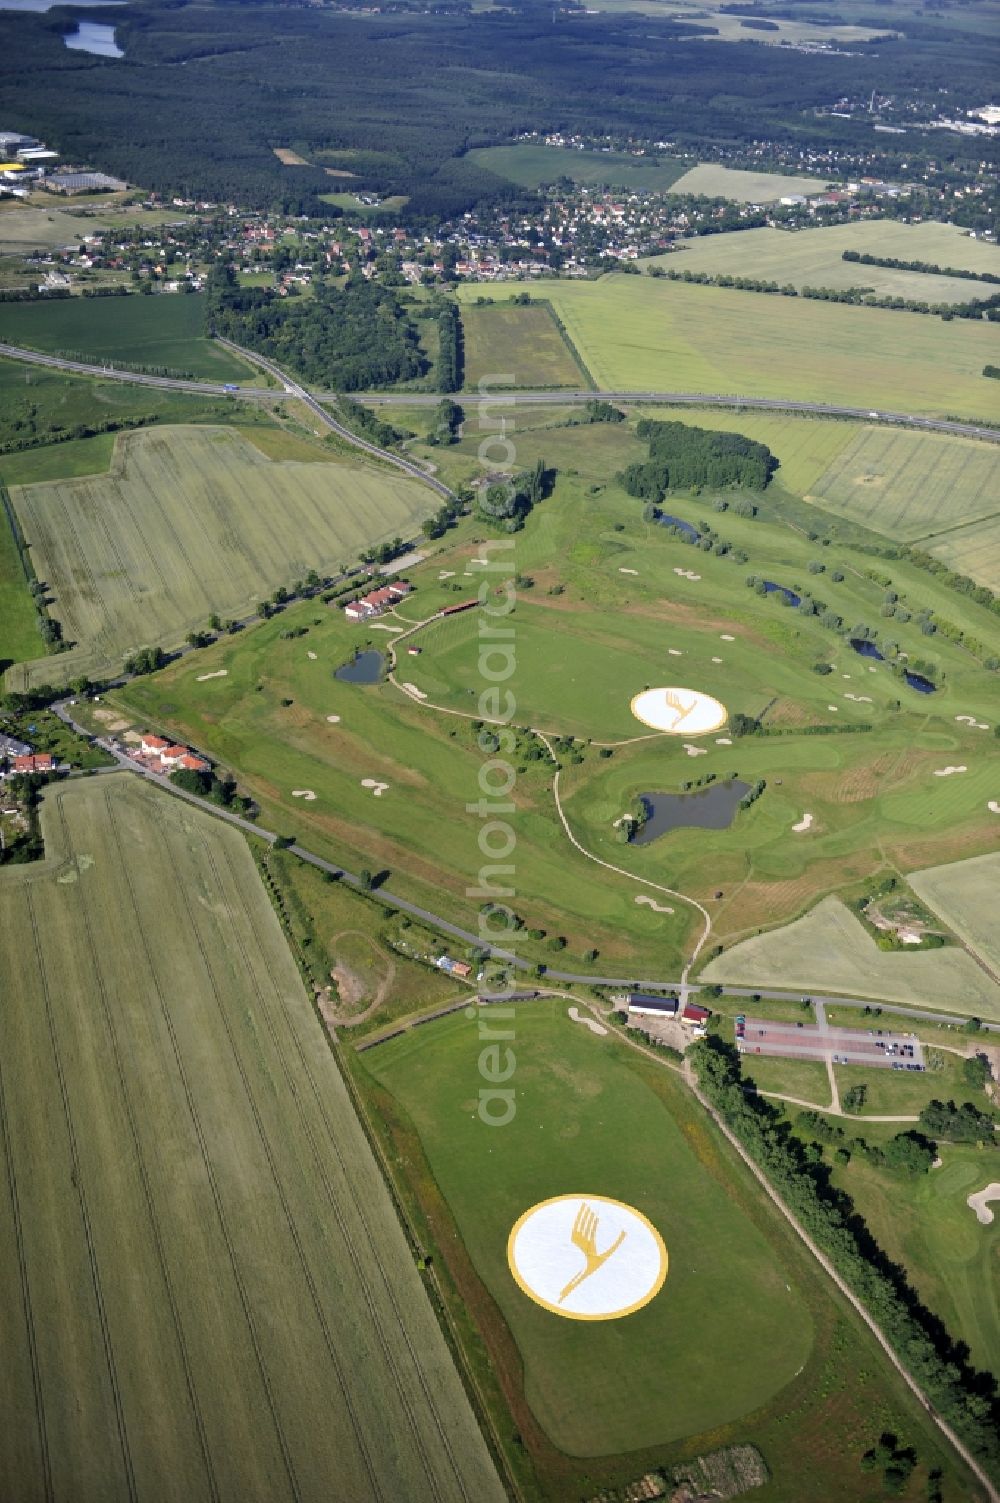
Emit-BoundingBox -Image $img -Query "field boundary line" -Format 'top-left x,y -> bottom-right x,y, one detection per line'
24,882 -> 138,1503
206,832 -> 482,1503
0,948 -> 53,1502
102,792 -> 303,1503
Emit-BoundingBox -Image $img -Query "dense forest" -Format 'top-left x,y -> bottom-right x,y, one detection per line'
204,266 -> 425,389
620,419 -> 777,497
0,0 -> 995,215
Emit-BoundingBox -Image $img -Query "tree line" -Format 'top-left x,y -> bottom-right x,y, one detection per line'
620,419 -> 777,499
842,249 -> 1000,286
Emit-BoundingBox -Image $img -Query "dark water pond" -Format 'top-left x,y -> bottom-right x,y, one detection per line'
763,580 -> 801,607
1,0 -> 122,8
905,672 -> 936,694
632,779 -> 750,845
658,513 -> 700,542
850,638 -> 884,661
63,19 -> 122,53
335,650 -> 384,684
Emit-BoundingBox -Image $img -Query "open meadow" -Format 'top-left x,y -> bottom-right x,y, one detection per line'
467,143 -> 688,192
645,220 -> 1000,304
9,423 -> 438,686
456,278 -> 1000,420
0,774 -> 501,1503
117,400 -> 1000,983
0,293 -> 251,381
666,164 -> 829,201
702,895 -> 1000,1018
356,1000 -> 979,1500
908,851 -> 1000,978
460,301 -> 589,389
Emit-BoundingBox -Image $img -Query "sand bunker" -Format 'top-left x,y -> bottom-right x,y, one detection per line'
361,778 -> 389,797
827,705 -> 839,712
196,669 -> 228,682
683,743 -> 708,757
568,1006 -> 608,1037
967,1184 -> 1000,1226
792,813 -> 814,833
955,715 -> 989,730
402,682 -> 427,699
631,687 -> 727,735
307,651 -> 318,661
715,736 -> 732,746
635,894 -> 674,915
672,567 -> 701,581
438,570 -> 455,580
619,567 -> 638,576
369,623 -> 403,633
989,801 -> 1000,814
720,634 -> 735,642
291,789 -> 316,801
668,648 -> 683,657
711,656 -> 723,664
933,766 -> 967,777
123,730 -> 142,744
326,714 -> 341,724
844,693 -> 873,703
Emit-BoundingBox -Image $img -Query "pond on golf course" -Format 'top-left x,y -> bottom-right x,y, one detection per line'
850,638 -> 884,661
335,650 -> 384,684
762,580 -> 801,607
632,779 -> 750,845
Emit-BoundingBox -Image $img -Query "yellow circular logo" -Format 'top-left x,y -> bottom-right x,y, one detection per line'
507,1195 -> 668,1321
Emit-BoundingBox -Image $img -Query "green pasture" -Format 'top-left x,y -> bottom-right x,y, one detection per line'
0,199 -> 182,252
8,423 -> 438,687
460,302 -> 589,389
666,164 -> 829,202
359,1001 -> 976,1500
703,896 -> 1000,1018
740,1052 -> 833,1106
0,293 -> 251,381
645,220 -> 1000,304
319,192 -> 409,216
909,852 -> 1000,976
0,775 -> 500,1503
832,1051 -> 985,1118
456,278 -> 1000,420
466,144 -> 688,192
362,1003 -> 816,1455
831,1145 -> 1000,1378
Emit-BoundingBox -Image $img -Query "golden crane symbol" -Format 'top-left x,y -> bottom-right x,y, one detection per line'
558,1202 -> 627,1304
663,688 -> 695,730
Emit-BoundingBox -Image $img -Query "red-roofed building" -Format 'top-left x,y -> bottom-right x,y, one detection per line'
344,579 -> 412,621
682,1003 -> 711,1024
11,753 -> 54,774
140,735 -> 170,755
177,754 -> 210,772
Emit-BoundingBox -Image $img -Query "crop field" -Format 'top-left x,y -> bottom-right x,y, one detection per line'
666,164 -> 828,202
830,1144 -> 1000,1379
702,896 -> 1000,1018
909,852 -> 1000,977
457,278 -> 1000,420
0,774 -> 501,1503
357,1001 -> 974,1499
460,302 -> 589,389
467,143 -> 688,192
9,423 -> 438,686
804,426 -> 1000,552
0,294 -> 251,381
925,513 -> 1000,593
584,0 -> 891,42
646,221 -> 1000,304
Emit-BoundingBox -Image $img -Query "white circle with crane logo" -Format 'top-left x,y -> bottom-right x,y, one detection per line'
507,1194 -> 668,1320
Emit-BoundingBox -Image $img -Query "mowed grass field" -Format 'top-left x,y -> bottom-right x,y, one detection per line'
0,775 -> 501,1503
645,220 -> 1000,303
456,278 -> 1000,420
467,143 -> 688,192
830,1144 -> 1000,1378
460,302 -> 589,388
10,423 -> 438,685
0,293 -> 251,381
666,164 -> 827,201
118,405 -> 1000,980
358,1002 -> 977,1500
909,851 -> 1000,976
702,896 -> 1000,1018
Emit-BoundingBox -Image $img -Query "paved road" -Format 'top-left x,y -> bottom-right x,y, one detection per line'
2,339 -> 997,445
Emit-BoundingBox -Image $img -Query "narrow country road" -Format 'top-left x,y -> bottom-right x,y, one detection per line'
2,338 -> 998,443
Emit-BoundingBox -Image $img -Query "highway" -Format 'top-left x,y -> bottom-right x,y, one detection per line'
2,338 -> 998,445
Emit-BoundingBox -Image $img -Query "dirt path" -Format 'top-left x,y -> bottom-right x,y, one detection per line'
322,930 -> 397,1027
756,1089 -> 918,1123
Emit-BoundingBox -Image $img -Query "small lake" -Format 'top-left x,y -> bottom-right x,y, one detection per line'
658,513 -> 700,542
335,650 -> 384,684
905,671 -> 936,694
63,19 -> 122,53
850,638 -> 884,661
632,779 -> 750,845
763,580 -> 801,607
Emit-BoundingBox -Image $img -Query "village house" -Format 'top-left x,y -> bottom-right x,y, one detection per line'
343,579 -> 412,622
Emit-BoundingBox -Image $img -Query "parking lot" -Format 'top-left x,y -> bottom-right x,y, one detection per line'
737,1019 -> 924,1071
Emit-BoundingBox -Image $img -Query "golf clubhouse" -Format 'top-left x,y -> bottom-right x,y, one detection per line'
627,993 -> 679,1019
